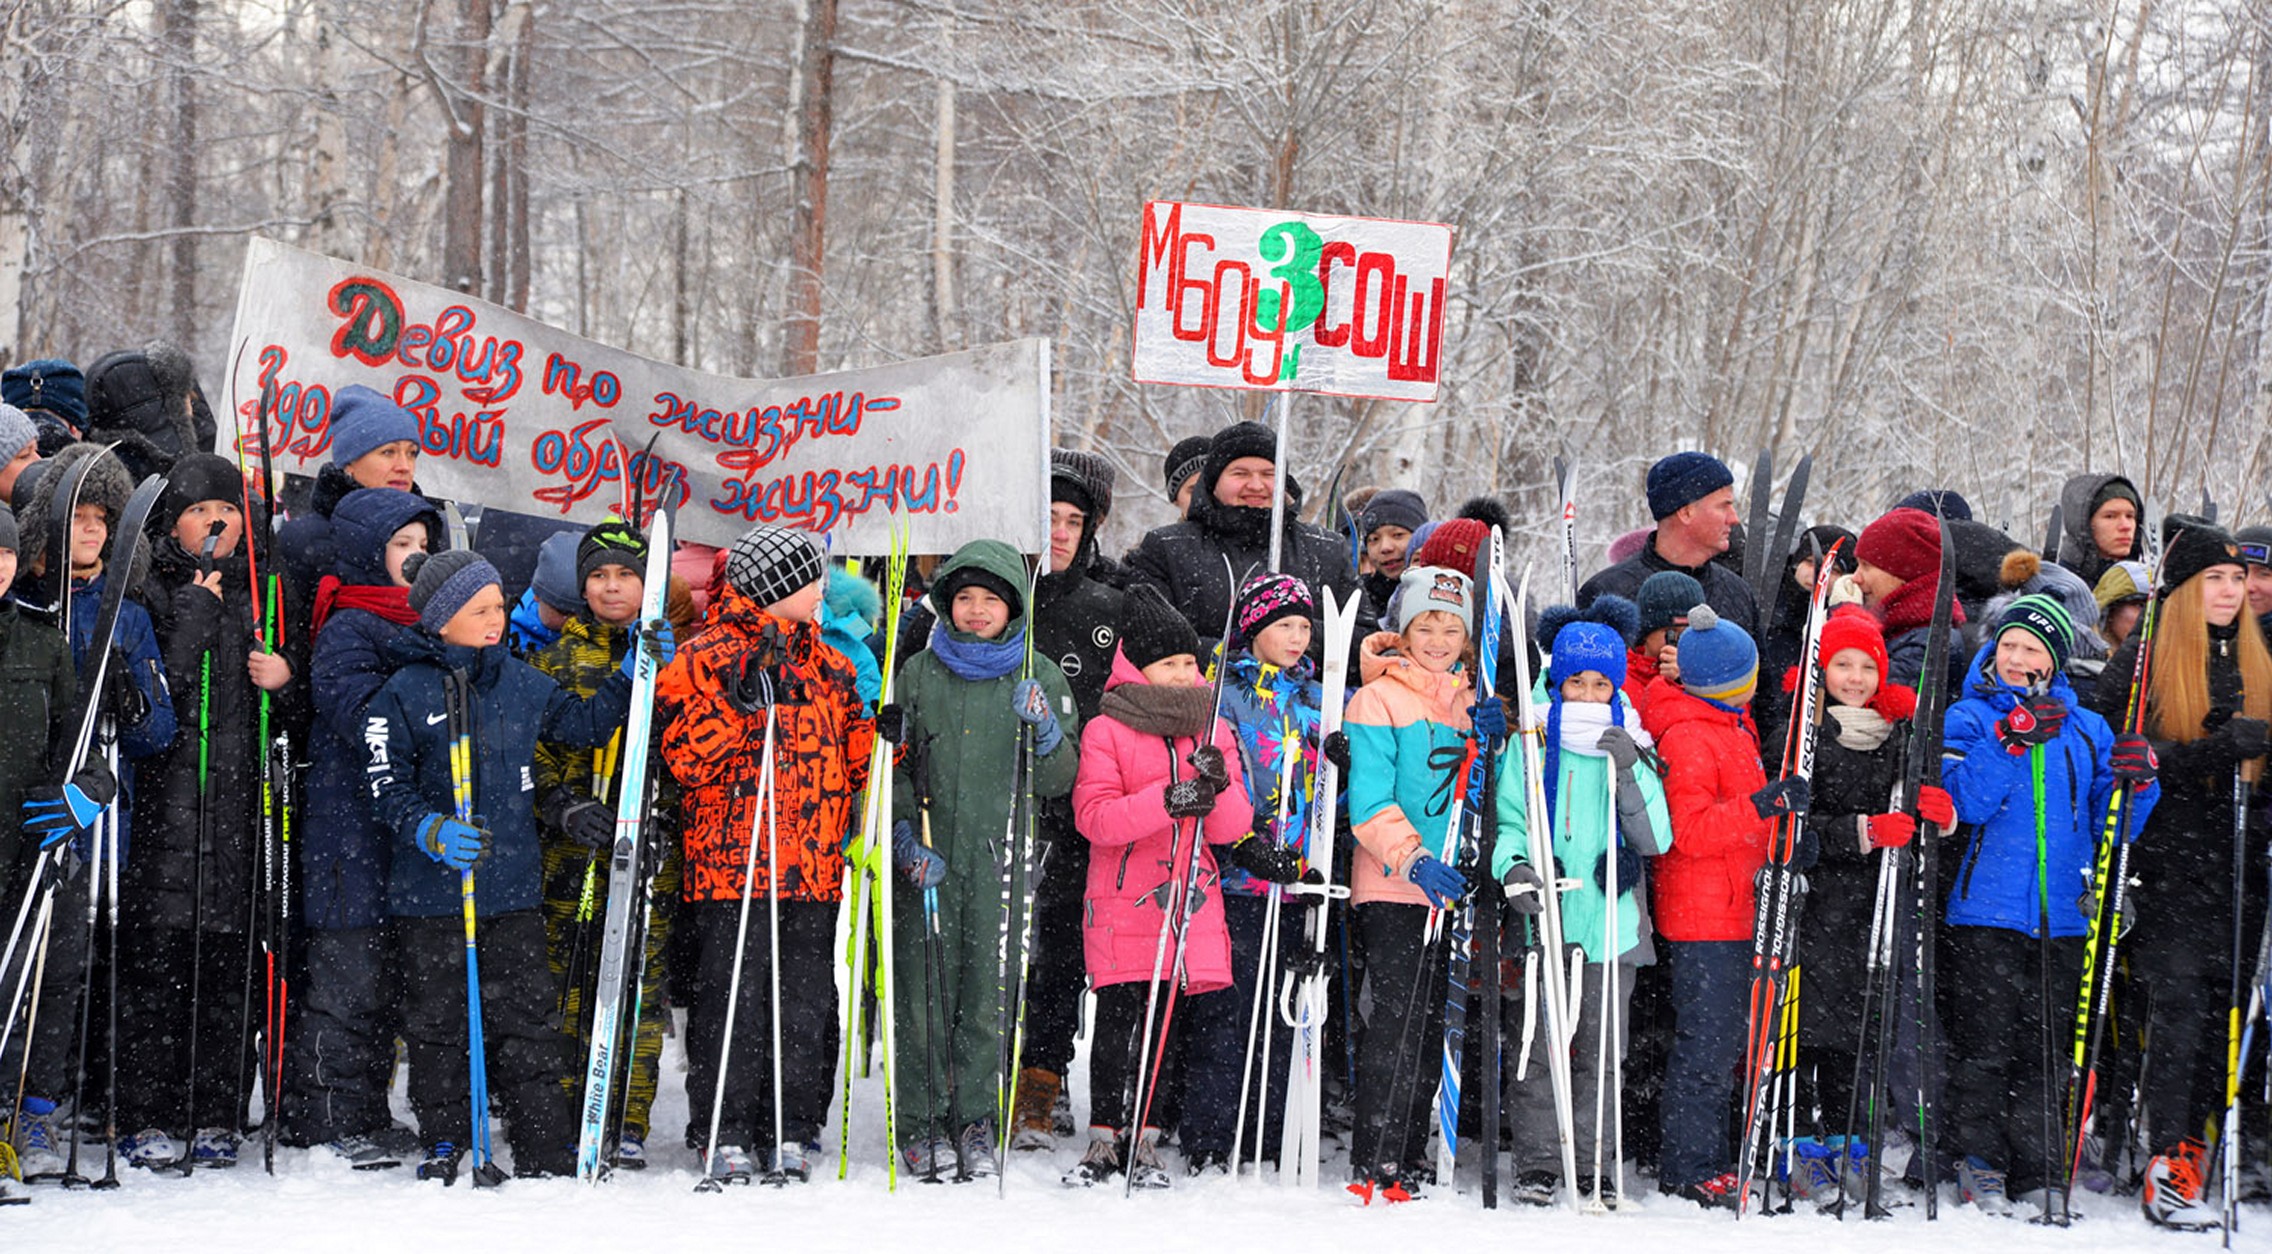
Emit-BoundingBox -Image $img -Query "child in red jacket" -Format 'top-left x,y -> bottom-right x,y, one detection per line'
1640,605 -> 1807,1208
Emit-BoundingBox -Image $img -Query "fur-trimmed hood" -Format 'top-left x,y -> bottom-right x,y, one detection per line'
18,441 -> 138,582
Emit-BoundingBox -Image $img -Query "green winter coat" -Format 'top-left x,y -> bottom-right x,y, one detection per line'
888,540 -> 1080,1133
0,599 -> 78,880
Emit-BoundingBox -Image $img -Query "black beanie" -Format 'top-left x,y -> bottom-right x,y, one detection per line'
1051,448 -> 1115,524
931,563 -> 1023,622
157,452 -> 244,530
1120,583 -> 1200,670
1200,421 -> 1278,498
1163,436 -> 1211,501
576,516 -> 649,586
2158,513 -> 2244,597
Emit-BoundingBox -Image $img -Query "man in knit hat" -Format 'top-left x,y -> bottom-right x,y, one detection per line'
3,358 -> 88,457
1125,420 -> 1356,654
1163,435 -> 1212,520
1578,451 -> 1759,641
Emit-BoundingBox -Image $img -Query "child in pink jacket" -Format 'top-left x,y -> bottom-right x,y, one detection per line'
1068,585 -> 1252,1190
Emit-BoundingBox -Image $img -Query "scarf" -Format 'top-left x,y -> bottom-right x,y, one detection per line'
1824,703 -> 1894,752
928,621 -> 1027,681
314,575 -> 417,634
1100,680 -> 1218,740
1544,692 -> 1633,829
1877,574 -> 1965,639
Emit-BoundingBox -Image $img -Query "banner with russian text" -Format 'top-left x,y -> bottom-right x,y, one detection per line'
223,237 -> 1049,555
1130,201 -> 1453,402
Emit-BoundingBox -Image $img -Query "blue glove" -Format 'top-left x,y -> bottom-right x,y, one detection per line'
22,763 -> 118,849
419,814 -> 491,871
625,618 -> 677,680
1468,695 -> 1509,741
891,818 -> 946,888
1011,677 -> 1063,756
1407,855 -> 1470,910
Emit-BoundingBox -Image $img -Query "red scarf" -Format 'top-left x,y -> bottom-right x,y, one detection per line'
314,576 -> 417,634
1876,574 -> 1965,639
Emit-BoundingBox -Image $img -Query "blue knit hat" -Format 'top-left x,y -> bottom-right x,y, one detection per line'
1646,452 -> 1734,521
1549,618 -> 1629,690
405,549 -> 501,634
328,385 -> 422,468
2,359 -> 86,428
530,529 -> 587,615
1676,603 -> 1758,707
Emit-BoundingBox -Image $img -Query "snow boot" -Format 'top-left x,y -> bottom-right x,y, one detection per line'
191,1127 -> 240,1168
902,1133 -> 954,1182
612,1130 -> 647,1171
765,1140 -> 816,1184
116,1128 -> 182,1171
12,1099 -> 64,1181
1513,1169 -> 1559,1206
2142,1139 -> 2215,1231
1061,1127 -> 1121,1188
1011,1067 -> 1060,1152
699,1143 -> 755,1186
324,1132 -> 405,1171
1127,1127 -> 1171,1190
416,1141 -> 464,1184
1957,1155 -> 2013,1216
955,1120 -> 999,1181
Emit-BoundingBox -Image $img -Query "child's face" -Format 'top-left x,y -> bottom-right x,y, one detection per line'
1401,611 -> 1468,675
583,562 -> 644,628
1251,615 -> 1312,669
769,579 -> 824,624
69,503 -> 107,572
439,584 -> 507,648
1366,526 -> 1412,578
1823,646 -> 1880,708
172,498 -> 243,558
1558,670 -> 1614,704
1140,653 -> 1202,688
384,522 -> 431,588
951,585 -> 1010,639
1993,629 -> 2055,687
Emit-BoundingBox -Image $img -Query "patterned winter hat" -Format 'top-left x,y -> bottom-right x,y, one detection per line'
1163,435 -> 1211,502
1548,615 -> 1629,690
1994,592 -> 2076,673
1120,581 -> 1200,670
1676,604 -> 1758,707
1395,565 -> 1474,635
328,385 -> 422,468
576,516 -> 649,586
405,548 -> 501,634
1233,571 -> 1314,648
725,524 -> 826,610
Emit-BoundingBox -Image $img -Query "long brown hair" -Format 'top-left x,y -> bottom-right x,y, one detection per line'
2146,576 -> 2272,781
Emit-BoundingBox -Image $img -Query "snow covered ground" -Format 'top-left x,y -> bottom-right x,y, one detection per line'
8,1018 -> 2266,1251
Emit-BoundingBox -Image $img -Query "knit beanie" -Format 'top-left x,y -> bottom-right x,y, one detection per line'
328,385 -> 422,468
1360,489 -> 1428,539
2158,514 -> 2244,597
1676,604 -> 1758,706
576,516 -> 649,586
1645,451 -> 1734,521
1636,571 -> 1705,638
0,503 -> 17,555
1233,571 -> 1314,648
1163,435 -> 1211,502
1995,592 -> 2076,673
1199,420 -> 1280,501
0,404 -> 33,460
522,530 -> 584,615
2,359 -> 86,428
2092,477 -> 2143,519
724,523 -> 826,610
1856,507 -> 1942,584
405,549 -> 501,634
2236,525 -> 2272,570
1815,605 -> 1890,682
1895,488 -> 1973,522
1395,565 -> 1474,636
1051,448 -> 1116,524
1414,518 -> 1488,573
157,452 -> 243,529
1120,582 -> 1200,670
2094,560 -> 2153,611
1549,616 -> 1629,690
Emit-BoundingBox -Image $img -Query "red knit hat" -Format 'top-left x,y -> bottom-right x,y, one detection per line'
1415,518 -> 1489,571
1816,605 -> 1890,684
1856,507 -> 1942,584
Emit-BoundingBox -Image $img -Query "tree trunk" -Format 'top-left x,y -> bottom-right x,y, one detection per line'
441,0 -> 490,294
781,0 -> 837,376
161,0 -> 198,346
930,41 -> 957,354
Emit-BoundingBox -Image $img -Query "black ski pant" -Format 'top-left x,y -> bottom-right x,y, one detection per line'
1085,977 -> 1237,1143
0,864 -> 94,1110
1942,924 -> 2082,1197
398,909 -> 575,1175
1216,891 -> 1297,1161
285,923 -> 402,1145
116,922 -> 255,1135
1658,939 -> 1748,1191
2133,908 -> 2241,1155
681,899 -> 837,1154
1349,902 -> 1445,1180
1021,825 -> 1088,1079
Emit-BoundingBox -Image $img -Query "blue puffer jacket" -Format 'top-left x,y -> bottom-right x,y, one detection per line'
300,488 -> 438,930
367,633 -> 630,919
61,571 -> 177,863
1940,642 -> 2156,937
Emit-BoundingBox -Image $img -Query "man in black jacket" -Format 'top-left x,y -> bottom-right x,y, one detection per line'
1578,451 -> 1759,640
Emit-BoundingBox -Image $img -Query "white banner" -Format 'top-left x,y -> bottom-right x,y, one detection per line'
1130,200 -> 1454,402
222,237 -> 1049,555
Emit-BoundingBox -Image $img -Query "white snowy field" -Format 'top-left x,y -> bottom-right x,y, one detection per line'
9,1013 -> 2265,1254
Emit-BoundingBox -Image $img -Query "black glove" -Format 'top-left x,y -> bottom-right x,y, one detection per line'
1593,843 -> 1643,893
560,798 -> 615,849
1784,823 -> 1821,872
875,703 -> 906,746
1163,778 -> 1219,819
1751,775 -> 1811,821
1322,731 -> 1351,774
2111,733 -> 2158,785
2217,716 -> 2270,763
1596,726 -> 1641,773
725,654 -> 779,714
1223,836 -> 1305,884
1500,862 -> 1546,915
1996,693 -> 2067,753
103,651 -> 150,730
1189,744 -> 1231,791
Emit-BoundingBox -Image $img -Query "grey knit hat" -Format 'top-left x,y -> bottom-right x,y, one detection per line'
0,503 -> 17,555
725,524 -> 825,609
529,529 -> 587,615
0,404 -> 34,460
405,548 -> 502,634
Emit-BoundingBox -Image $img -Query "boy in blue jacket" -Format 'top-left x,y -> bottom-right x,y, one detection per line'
365,549 -> 663,1182
1938,593 -> 2156,1214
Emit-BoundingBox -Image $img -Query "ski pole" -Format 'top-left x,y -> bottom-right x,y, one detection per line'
695,682 -> 775,1192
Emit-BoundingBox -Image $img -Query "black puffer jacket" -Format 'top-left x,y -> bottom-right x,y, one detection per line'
1579,530 -> 1760,642
1789,706 -> 1912,1045
0,599 -> 77,879
1123,492 -> 1356,652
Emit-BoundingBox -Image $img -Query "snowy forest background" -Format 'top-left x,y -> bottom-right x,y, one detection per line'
4,0 -> 2272,563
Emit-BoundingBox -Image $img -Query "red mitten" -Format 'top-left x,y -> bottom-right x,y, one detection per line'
1865,812 -> 1916,849
1915,784 -> 1956,829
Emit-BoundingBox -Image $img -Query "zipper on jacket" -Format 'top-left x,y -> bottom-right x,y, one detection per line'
1116,846 -> 1133,891
1957,827 -> 1986,899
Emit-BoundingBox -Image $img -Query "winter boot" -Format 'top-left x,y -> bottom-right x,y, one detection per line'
1956,1155 -> 2013,1216
955,1120 -> 1000,1181
191,1127 -> 241,1169
699,1143 -> 755,1186
1011,1068 -> 1061,1152
1062,1127 -> 1121,1188
1781,1137 -> 1844,1205
416,1141 -> 464,1184
116,1128 -> 183,1171
613,1130 -> 647,1171
1185,1148 -> 1230,1178
1661,1170 -> 1745,1210
1126,1127 -> 1171,1191
902,1133 -> 954,1182
323,1132 -> 405,1171
1513,1169 -> 1559,1206
12,1099 -> 64,1181
2142,1139 -> 2214,1231
1052,1081 -> 1076,1138
765,1140 -> 816,1184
